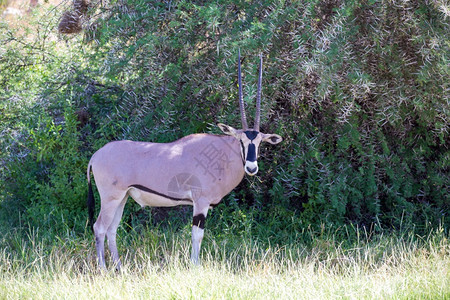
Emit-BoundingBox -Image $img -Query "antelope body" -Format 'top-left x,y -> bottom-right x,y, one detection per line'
87,52 -> 282,268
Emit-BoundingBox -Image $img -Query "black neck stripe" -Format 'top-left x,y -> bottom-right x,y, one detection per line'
129,184 -> 193,202
239,140 -> 246,166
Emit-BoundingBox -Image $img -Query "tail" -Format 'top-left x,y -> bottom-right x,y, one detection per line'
87,163 -> 95,232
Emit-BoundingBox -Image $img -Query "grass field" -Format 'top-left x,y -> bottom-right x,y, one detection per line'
0,224 -> 448,299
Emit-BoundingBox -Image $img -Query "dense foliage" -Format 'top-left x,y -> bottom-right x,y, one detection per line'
0,0 -> 448,239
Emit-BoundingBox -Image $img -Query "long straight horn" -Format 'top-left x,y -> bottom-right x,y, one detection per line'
254,54 -> 263,131
238,50 -> 248,130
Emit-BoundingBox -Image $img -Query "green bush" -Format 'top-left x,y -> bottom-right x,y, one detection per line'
0,0 -> 448,237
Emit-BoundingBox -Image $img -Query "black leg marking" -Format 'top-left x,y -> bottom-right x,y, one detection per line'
192,214 -> 206,229
209,203 -> 220,209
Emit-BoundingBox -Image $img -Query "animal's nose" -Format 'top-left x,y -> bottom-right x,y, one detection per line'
246,166 -> 258,174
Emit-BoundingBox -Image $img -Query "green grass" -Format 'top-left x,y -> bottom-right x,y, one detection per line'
0,225 -> 448,299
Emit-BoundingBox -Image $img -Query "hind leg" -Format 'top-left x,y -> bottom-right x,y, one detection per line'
106,197 -> 127,270
93,191 -> 128,269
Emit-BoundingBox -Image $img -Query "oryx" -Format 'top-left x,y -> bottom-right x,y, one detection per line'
87,52 -> 283,269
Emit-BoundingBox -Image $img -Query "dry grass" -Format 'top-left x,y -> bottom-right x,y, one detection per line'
0,227 -> 448,299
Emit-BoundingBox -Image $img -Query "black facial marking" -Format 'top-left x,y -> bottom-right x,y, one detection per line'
192,214 -> 206,229
239,140 -> 246,165
246,143 -> 257,162
129,184 -> 193,202
244,130 -> 259,140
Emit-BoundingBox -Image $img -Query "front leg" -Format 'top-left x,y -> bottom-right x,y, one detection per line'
191,201 -> 209,265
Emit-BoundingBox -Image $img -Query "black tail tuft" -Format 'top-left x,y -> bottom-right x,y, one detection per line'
87,166 -> 95,232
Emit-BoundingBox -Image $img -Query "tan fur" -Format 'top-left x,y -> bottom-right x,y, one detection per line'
88,133 -> 245,268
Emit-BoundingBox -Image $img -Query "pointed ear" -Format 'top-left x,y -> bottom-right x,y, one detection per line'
262,133 -> 283,145
217,123 -> 240,138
